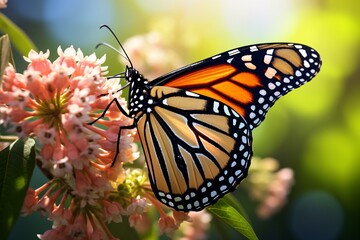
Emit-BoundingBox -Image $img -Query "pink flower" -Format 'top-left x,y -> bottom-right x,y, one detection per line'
2,35 -> 211,239
158,215 -> 178,236
127,197 -> 147,214
128,212 -> 143,228
21,188 -> 39,216
178,210 -> 212,240
173,211 -> 191,225
66,214 -> 87,239
0,0 -> 8,8
35,195 -> 55,217
1,46 -> 143,239
245,157 -> 295,219
37,226 -> 67,240
256,168 -> 294,219
102,200 -> 123,223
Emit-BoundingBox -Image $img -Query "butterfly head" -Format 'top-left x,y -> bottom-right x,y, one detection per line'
125,65 -> 138,83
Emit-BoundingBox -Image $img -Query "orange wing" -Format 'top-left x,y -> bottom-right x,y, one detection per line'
152,43 -> 321,129
163,64 -> 261,117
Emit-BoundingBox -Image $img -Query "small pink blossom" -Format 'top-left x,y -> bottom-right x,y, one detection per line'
0,0 -> 8,8
21,188 -> 38,216
178,210 -> 212,240
65,214 -> 87,239
246,157 -> 295,219
173,211 -> 191,225
256,168 -> 294,219
24,49 -> 52,76
35,195 -> 55,217
37,226 -> 66,240
128,212 -> 143,228
125,197 -> 147,215
50,204 -> 73,227
158,215 -> 178,236
103,200 -> 123,223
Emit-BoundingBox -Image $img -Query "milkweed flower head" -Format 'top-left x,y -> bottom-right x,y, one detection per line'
0,46 -> 191,239
245,157 -> 295,219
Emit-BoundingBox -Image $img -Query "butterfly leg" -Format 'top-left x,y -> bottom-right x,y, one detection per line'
87,98 -> 136,165
112,123 -> 136,166
88,97 -> 131,125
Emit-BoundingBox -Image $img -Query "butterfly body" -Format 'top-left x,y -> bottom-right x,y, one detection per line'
105,42 -> 321,211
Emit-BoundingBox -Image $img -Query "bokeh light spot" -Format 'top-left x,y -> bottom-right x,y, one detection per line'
290,191 -> 344,240
222,0 -> 298,41
43,0 -> 115,46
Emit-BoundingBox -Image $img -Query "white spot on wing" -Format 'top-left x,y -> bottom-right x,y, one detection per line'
241,55 -> 252,61
231,109 -> 239,117
212,54 -> 221,59
264,55 -> 272,64
265,67 -> 277,79
224,105 -> 231,116
213,102 -> 220,113
228,49 -> 240,56
250,46 -> 258,52
299,49 -> 307,57
268,82 -> 276,90
303,60 -> 310,68
245,62 -> 256,70
266,49 -> 274,55
186,91 -> 199,97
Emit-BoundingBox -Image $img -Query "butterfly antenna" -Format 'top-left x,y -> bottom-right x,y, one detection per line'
99,24 -> 133,68
107,72 -> 126,79
96,42 -> 129,63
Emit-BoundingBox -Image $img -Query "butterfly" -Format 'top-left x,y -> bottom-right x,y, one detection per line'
94,26 -> 321,212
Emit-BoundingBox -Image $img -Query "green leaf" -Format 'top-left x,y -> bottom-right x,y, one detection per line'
207,194 -> 259,240
0,138 -> 36,240
0,12 -> 37,56
0,34 -> 15,82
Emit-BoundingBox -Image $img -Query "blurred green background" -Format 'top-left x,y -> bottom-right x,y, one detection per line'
2,0 -> 359,239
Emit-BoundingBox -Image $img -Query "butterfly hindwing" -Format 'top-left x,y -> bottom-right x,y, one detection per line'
151,43 -> 321,129
136,86 -> 252,211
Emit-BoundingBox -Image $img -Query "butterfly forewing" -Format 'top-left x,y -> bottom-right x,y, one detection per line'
153,43 -> 321,129
136,86 -> 252,211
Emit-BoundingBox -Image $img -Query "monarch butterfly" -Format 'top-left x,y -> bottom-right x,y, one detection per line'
94,25 -> 321,212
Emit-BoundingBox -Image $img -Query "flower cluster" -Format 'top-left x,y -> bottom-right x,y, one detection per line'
0,46 -> 190,239
245,157 -> 295,219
